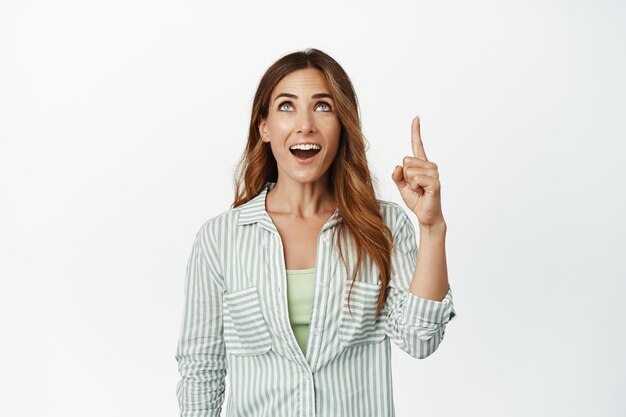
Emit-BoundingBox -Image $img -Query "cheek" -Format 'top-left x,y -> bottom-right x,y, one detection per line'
270,142 -> 287,158
321,140 -> 340,166
268,118 -> 292,133
322,122 -> 341,148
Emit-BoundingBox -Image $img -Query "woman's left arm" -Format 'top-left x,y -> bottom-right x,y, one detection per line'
392,115 -> 451,302
410,223 -> 449,301
383,206 -> 456,359
384,115 -> 457,358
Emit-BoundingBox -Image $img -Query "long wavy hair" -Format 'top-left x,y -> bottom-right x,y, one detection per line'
231,48 -> 394,320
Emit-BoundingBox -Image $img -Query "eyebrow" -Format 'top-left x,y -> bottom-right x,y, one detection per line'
273,93 -> 333,102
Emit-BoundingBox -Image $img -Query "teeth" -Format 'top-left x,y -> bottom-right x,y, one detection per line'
290,143 -> 321,151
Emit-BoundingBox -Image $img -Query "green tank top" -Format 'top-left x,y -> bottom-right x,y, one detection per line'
285,268 -> 316,354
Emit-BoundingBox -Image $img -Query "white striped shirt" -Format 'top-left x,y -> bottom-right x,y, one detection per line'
175,181 -> 457,417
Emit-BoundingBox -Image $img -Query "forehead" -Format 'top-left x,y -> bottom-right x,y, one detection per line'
272,68 -> 330,97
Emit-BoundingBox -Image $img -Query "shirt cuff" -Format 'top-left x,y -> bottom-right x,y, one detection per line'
403,287 -> 456,341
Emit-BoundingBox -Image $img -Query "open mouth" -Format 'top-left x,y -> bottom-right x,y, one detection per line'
290,148 -> 321,159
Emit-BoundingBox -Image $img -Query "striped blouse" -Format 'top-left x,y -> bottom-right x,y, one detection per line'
175,181 -> 457,417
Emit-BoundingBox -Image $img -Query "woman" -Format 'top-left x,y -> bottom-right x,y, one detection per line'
175,48 -> 457,417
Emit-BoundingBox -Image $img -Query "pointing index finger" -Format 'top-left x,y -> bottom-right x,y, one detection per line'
411,115 -> 428,161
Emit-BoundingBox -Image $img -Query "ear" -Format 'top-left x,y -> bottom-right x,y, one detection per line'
258,118 -> 269,142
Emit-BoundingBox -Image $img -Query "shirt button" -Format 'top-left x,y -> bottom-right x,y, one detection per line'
313,329 -> 320,336
278,287 -> 281,293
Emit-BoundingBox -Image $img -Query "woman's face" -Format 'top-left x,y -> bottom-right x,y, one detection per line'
259,68 -> 341,185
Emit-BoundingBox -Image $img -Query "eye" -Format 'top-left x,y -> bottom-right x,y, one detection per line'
316,101 -> 332,112
277,101 -> 333,112
278,101 -> 294,111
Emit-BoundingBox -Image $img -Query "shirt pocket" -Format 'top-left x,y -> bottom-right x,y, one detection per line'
222,286 -> 273,356
338,279 -> 387,348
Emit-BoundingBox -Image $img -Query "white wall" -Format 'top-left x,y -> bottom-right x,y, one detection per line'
1,1 -> 624,416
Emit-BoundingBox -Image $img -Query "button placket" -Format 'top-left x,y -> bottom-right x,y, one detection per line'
305,231 -> 331,362
320,237 -> 328,288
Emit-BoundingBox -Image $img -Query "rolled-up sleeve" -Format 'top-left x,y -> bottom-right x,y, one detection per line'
383,205 -> 457,359
175,223 -> 227,417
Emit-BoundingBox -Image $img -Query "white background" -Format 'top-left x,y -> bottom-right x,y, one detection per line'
1,1 -> 624,416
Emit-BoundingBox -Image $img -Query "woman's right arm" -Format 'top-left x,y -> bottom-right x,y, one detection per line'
175,223 -> 227,417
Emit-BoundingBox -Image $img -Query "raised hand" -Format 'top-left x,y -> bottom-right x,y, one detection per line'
391,115 -> 446,228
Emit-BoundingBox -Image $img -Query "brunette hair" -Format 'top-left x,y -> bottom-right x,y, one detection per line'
232,48 -> 394,320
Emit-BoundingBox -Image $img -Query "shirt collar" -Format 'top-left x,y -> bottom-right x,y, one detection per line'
237,181 -> 341,231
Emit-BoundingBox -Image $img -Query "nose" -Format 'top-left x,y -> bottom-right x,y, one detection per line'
296,109 -> 315,134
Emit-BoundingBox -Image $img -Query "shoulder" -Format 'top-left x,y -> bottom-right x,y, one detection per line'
376,198 -> 414,238
193,206 -> 243,246
376,198 -> 411,224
